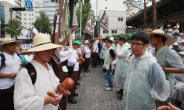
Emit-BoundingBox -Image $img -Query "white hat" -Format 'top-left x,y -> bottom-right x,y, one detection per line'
21,33 -> 61,54
173,26 -> 178,29
179,51 -> 184,55
172,42 -> 178,46
109,37 -> 114,42
0,37 -> 22,51
84,40 -> 89,44
146,29 -> 175,46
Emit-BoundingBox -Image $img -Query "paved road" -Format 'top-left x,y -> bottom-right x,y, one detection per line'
67,65 -> 123,110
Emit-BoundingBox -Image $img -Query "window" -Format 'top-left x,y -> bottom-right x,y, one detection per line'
24,14 -> 26,16
103,30 -> 108,33
105,7 -> 107,9
24,23 -> 27,24
32,14 -> 34,16
29,18 -> 31,20
24,18 -> 26,20
111,30 -> 117,34
118,17 -> 123,21
32,18 -> 33,20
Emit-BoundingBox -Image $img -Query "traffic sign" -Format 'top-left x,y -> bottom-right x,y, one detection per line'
25,0 -> 33,9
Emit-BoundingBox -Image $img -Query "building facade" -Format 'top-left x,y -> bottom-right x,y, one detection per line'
96,0 -> 127,37
21,0 -> 56,30
0,1 -> 17,38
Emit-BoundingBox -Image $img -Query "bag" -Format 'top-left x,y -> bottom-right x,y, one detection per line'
67,65 -> 74,74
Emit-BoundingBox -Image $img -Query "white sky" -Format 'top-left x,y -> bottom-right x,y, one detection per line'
90,0 -> 96,15
0,0 -> 16,4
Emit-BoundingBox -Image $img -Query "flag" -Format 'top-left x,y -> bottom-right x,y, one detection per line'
51,0 -> 68,44
71,6 -> 79,39
84,9 -> 94,38
50,0 -> 68,64
100,11 -> 108,32
71,6 -> 78,33
32,27 -> 39,35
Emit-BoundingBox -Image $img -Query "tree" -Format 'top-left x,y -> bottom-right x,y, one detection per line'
32,11 -> 51,34
76,0 -> 91,32
3,19 -> 24,38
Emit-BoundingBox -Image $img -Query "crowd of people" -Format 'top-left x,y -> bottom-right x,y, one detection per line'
0,26 -> 184,110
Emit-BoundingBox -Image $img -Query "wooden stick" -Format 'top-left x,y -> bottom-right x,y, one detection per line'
47,91 -> 58,98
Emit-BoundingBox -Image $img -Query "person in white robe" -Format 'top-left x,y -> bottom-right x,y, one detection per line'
14,33 -> 68,110
112,36 -> 129,100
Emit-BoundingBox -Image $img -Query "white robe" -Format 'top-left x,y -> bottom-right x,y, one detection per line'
14,60 -> 60,110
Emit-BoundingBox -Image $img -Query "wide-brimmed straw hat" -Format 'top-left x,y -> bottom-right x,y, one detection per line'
0,37 -> 22,51
109,37 -> 114,42
172,42 -> 178,46
173,26 -> 178,29
21,33 -> 61,54
146,29 -> 175,46
179,51 -> 184,55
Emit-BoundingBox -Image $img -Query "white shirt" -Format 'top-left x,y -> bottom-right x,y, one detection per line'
84,45 -> 91,58
67,49 -> 79,71
92,40 -> 99,53
0,52 -> 21,89
14,60 -> 60,110
59,47 -> 72,63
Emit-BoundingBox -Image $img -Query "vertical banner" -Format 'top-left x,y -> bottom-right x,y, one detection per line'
99,11 -> 108,32
84,9 -> 94,39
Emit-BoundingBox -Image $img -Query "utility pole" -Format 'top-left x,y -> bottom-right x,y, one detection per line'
144,0 -> 147,28
80,1 -> 82,39
152,0 -> 157,28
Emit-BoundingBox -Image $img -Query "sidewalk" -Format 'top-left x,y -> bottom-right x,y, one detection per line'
67,65 -> 123,110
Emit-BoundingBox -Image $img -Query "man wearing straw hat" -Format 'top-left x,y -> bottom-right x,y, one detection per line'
14,33 -> 67,110
0,37 -> 22,110
147,29 -> 184,107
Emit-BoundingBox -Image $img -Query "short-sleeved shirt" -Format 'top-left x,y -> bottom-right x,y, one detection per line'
0,52 -> 21,89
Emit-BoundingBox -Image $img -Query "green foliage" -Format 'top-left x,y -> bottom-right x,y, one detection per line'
3,19 -> 24,38
32,11 -> 51,34
76,0 -> 91,32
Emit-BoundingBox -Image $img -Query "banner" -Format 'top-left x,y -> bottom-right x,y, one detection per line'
100,11 -> 108,32
84,9 -> 94,38
51,0 -> 68,44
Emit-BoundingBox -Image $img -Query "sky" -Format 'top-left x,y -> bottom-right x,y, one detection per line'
0,0 -> 16,4
90,0 -> 96,15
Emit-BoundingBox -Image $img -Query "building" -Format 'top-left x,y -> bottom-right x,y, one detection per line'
96,0 -> 127,37
21,0 -> 56,30
0,1 -> 18,38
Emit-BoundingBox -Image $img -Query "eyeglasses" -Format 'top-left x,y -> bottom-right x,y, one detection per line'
131,42 -> 145,47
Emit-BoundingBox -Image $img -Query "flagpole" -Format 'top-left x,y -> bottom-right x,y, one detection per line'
80,1 -> 82,40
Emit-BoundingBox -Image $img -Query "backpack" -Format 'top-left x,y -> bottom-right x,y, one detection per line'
0,52 -> 37,85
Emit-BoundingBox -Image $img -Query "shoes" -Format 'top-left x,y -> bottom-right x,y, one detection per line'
77,82 -> 80,85
116,89 -> 123,94
68,99 -> 77,104
84,69 -> 89,72
74,93 -> 78,97
105,84 -> 109,87
118,94 -> 123,100
105,87 -> 114,91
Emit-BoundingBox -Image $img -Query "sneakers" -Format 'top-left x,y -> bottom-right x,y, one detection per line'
105,84 -> 109,87
105,87 -> 114,91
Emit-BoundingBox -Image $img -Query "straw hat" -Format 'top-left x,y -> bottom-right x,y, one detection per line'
21,33 -> 61,54
173,26 -> 178,29
172,42 -> 178,46
109,37 -> 114,42
146,29 -> 175,46
0,37 -> 22,51
84,40 -> 89,44
179,51 -> 184,55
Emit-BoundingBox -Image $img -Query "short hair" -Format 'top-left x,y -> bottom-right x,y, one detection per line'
105,38 -> 113,44
154,34 -> 167,43
131,32 -> 149,44
118,36 -> 126,43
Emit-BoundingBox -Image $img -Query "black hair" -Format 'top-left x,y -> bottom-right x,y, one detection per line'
118,36 -> 126,43
154,34 -> 167,43
131,32 -> 149,44
105,38 -> 113,44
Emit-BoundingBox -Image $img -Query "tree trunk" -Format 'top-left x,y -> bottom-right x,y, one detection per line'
152,0 -> 157,28
144,0 -> 147,28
